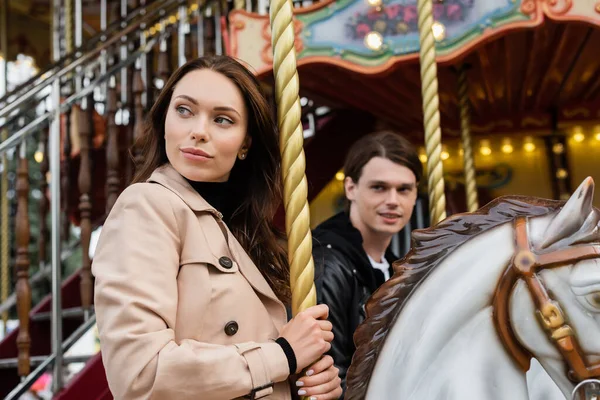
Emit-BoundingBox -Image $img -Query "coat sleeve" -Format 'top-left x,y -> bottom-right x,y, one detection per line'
313,246 -> 354,397
92,184 -> 289,400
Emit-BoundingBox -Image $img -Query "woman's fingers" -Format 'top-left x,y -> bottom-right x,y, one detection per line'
317,319 -> 332,331
296,362 -> 342,400
305,385 -> 344,400
299,386 -> 344,400
317,319 -> 333,342
296,371 -> 341,398
302,304 -> 329,320
303,355 -> 334,377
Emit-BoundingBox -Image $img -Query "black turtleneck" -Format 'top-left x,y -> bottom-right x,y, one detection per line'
185,179 -> 231,220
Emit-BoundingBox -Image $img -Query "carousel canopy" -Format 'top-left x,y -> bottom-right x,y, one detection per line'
227,0 -> 600,140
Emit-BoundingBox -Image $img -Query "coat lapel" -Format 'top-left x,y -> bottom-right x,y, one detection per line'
148,164 -> 283,306
148,164 -> 217,214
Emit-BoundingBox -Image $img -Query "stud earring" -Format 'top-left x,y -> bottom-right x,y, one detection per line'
238,152 -> 247,160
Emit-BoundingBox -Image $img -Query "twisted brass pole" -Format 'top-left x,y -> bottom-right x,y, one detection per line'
269,0 -> 315,316
417,0 -> 446,224
65,0 -> 73,54
458,66 -> 478,212
1,130 -> 8,335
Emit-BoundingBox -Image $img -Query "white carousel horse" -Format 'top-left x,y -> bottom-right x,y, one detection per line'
346,178 -> 600,400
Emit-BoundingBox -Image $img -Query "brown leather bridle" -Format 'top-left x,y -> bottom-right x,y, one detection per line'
493,216 -> 600,382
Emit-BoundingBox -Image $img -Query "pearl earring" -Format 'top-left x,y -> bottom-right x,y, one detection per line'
238,152 -> 247,160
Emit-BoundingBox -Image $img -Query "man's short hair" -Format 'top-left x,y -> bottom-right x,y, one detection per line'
343,131 -> 423,184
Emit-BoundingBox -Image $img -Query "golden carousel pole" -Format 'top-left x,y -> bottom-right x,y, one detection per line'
234,0 -> 246,11
65,0 -> 73,56
457,66 -> 478,212
269,0 -> 316,316
417,0 -> 446,224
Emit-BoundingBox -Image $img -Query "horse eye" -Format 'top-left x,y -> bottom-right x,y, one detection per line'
585,292 -> 600,309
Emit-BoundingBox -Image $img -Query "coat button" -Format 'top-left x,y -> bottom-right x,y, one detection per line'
219,256 -> 233,269
224,321 -> 239,336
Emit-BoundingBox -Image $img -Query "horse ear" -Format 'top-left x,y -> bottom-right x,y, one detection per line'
541,177 -> 595,249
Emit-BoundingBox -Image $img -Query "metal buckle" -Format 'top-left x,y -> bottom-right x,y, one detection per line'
571,379 -> 600,400
244,382 -> 275,399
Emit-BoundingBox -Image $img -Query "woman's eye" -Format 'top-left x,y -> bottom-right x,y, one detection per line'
585,292 -> 600,309
215,116 -> 234,125
176,106 -> 192,116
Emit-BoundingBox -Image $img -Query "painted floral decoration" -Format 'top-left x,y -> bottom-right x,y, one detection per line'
346,0 -> 474,40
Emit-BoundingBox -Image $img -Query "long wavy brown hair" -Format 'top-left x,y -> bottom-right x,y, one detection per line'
132,55 -> 290,303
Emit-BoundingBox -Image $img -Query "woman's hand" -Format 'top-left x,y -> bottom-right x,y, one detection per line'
294,355 -> 342,399
279,304 -> 333,373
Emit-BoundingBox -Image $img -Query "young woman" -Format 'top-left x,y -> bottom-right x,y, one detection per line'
92,56 -> 342,400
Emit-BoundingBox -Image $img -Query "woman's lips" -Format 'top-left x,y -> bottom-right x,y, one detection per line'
180,148 -> 212,161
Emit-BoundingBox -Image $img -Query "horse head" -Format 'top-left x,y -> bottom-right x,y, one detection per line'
507,178 -> 600,398
346,178 -> 600,400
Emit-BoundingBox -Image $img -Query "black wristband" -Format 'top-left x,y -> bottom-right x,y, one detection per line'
275,337 -> 297,375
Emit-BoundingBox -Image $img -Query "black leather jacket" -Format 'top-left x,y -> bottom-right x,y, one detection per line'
312,212 -> 396,398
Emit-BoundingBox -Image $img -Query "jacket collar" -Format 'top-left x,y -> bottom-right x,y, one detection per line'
313,212 -> 398,290
147,163 -> 284,308
147,164 -> 222,218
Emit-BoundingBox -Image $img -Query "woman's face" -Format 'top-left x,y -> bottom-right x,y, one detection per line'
164,68 -> 250,182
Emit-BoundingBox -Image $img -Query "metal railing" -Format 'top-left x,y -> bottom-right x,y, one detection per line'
0,0 -> 220,395
0,0 -> 186,127
4,314 -> 98,400
0,0 -> 181,111
0,34 -> 160,155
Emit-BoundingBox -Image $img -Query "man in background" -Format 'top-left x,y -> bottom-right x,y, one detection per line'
313,131 -> 422,396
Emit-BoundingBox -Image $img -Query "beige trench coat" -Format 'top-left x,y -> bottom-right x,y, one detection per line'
93,164 -> 292,400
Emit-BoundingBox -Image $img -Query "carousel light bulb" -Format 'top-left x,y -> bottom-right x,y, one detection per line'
594,125 -> 600,141
432,21 -> 446,42
479,139 -> 492,156
441,145 -> 450,160
366,0 -> 382,7
459,148 -> 464,157
418,147 -> 427,163
573,126 -> 585,143
364,31 -> 383,51
34,150 -> 44,163
501,138 -> 513,154
552,143 -> 564,154
335,171 -> 345,181
523,136 -> 536,152
573,132 -> 585,143
556,168 -> 568,179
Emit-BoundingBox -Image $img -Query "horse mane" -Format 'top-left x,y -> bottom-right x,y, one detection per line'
345,195 -> 564,399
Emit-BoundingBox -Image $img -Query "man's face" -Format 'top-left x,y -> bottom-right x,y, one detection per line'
345,157 -> 418,239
